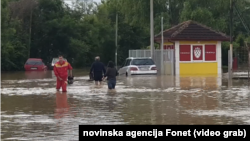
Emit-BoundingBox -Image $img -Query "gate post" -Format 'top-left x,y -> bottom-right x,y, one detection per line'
248,43 -> 250,84
171,50 -> 174,76
228,50 -> 232,79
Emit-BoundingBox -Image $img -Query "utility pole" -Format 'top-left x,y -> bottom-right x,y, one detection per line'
115,13 -> 118,69
166,0 -> 170,26
229,0 -> 234,79
28,8 -> 33,58
150,0 -> 154,60
161,17 -> 164,75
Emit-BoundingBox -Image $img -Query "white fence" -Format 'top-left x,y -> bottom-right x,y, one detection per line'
129,49 -> 175,75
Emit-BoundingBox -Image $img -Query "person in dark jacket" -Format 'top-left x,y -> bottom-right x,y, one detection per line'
90,56 -> 106,86
103,61 -> 119,90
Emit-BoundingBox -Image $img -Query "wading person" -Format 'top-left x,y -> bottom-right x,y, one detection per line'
54,55 -> 73,92
90,56 -> 106,86
103,61 -> 119,92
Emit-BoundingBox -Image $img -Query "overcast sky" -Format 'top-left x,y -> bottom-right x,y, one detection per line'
64,0 -> 102,5
94,0 -> 101,3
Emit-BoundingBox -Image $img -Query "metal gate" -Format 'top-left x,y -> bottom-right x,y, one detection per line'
229,43 -> 250,80
129,49 -> 175,75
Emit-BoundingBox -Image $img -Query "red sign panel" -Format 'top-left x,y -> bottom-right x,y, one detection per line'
205,45 -> 216,61
164,45 -> 174,49
193,45 -> 203,61
179,45 -> 191,61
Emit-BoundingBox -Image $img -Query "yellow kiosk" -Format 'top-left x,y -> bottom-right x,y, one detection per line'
155,20 -> 229,89
155,20 -> 230,76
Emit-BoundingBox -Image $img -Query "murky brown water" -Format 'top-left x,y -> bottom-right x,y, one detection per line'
1,70 -> 250,140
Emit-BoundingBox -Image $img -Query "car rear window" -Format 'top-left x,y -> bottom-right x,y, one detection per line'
131,59 -> 154,65
52,58 -> 67,64
52,59 -> 59,64
26,60 -> 43,65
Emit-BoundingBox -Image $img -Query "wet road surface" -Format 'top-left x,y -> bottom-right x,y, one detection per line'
1,70 -> 250,140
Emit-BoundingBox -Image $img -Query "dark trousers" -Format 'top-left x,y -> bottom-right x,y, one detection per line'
93,72 -> 103,81
107,79 -> 116,89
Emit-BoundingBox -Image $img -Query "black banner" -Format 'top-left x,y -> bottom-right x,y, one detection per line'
79,125 -> 249,139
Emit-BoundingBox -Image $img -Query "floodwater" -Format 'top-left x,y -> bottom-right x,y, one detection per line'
1,70 -> 250,140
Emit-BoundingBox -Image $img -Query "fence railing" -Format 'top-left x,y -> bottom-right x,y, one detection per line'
229,45 -> 250,79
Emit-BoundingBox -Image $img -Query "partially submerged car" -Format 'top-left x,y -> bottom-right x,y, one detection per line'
118,57 -> 157,76
49,58 -> 67,69
24,58 -> 47,71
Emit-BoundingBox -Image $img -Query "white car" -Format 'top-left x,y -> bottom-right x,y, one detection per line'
50,58 -> 67,69
118,57 -> 157,76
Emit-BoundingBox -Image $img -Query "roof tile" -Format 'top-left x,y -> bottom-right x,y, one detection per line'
155,20 -> 230,42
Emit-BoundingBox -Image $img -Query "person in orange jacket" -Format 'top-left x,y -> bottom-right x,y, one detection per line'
53,55 -> 73,92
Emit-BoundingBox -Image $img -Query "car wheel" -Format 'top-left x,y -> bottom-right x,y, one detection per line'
126,72 -> 128,77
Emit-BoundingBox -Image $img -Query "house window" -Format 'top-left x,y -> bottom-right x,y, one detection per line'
179,45 -> 191,61
205,45 -> 216,61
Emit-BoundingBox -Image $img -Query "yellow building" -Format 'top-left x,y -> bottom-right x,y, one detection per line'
155,20 -> 230,77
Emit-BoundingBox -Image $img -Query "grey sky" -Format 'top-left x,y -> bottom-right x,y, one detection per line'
64,0 -> 101,5
94,0 -> 101,3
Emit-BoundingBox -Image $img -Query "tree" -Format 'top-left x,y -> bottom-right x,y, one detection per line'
2,0 -> 250,71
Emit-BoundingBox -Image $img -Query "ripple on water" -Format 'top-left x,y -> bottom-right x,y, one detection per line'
1,76 -> 89,84
185,87 -> 250,124
0,86 -> 214,96
187,109 -> 250,124
1,87 -> 56,95
1,84 -> 249,97
1,75 -> 250,140
1,110 -> 126,140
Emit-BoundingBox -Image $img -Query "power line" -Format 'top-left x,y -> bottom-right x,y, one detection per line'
234,4 -> 250,34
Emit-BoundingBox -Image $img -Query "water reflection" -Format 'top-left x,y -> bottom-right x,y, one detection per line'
25,71 -> 51,79
106,95 -> 116,111
176,76 -> 221,90
1,71 -> 25,80
122,75 -> 175,89
176,76 -> 222,110
228,78 -> 233,89
54,92 -> 70,119
248,91 -> 250,107
1,70 -> 250,140
179,91 -> 219,110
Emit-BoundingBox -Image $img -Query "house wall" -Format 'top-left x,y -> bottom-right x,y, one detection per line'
174,41 -> 221,76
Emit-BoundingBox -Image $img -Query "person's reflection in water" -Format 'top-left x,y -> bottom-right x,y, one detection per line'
107,95 -> 116,112
54,91 -> 70,119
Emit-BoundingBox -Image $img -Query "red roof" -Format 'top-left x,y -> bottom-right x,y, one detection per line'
155,20 -> 230,42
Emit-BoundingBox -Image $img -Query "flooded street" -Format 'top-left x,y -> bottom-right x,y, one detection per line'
1,70 -> 250,140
